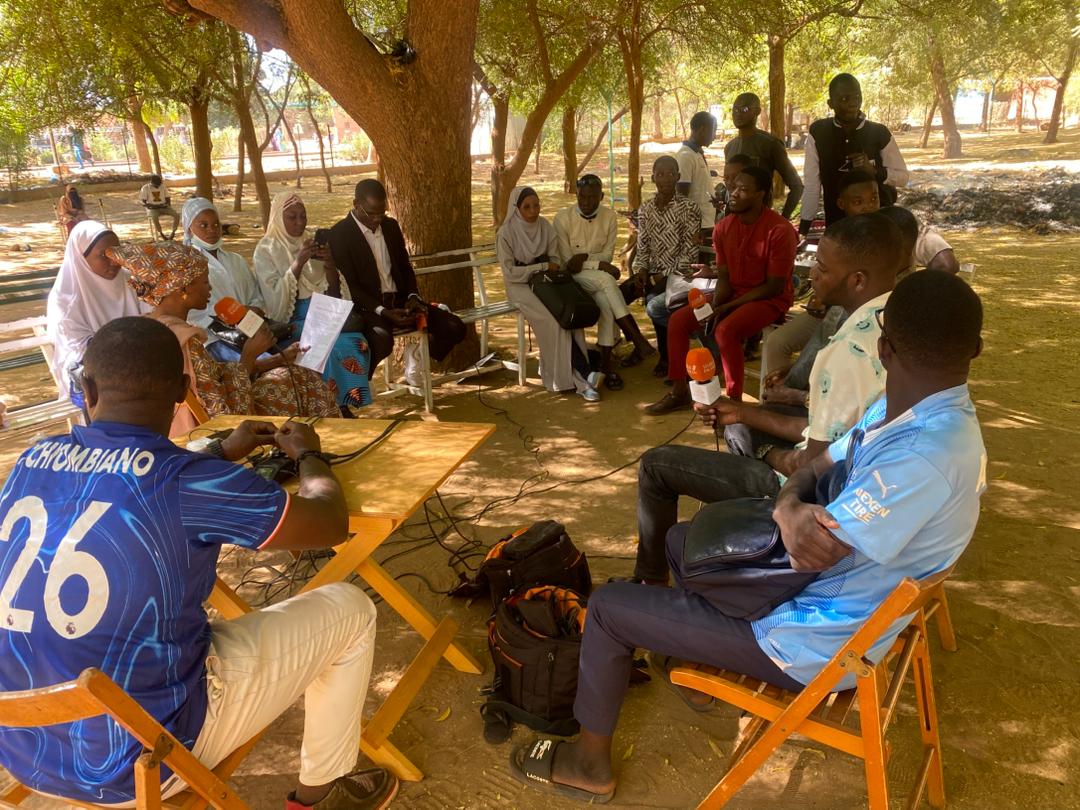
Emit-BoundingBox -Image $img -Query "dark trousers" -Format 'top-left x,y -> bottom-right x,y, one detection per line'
635,445 -> 781,581
364,302 -> 467,378
574,526 -> 802,736
621,275 -> 669,358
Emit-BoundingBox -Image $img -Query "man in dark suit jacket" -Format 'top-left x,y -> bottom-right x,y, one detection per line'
327,179 -> 467,375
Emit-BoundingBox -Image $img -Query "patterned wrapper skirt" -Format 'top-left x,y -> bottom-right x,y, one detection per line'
291,297 -> 373,408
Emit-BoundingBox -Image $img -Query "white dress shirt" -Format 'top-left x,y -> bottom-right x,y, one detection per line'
352,212 -> 396,295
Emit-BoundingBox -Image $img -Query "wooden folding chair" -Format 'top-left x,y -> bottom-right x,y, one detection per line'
0,668 -> 258,810
670,567 -> 957,809
184,388 -> 211,425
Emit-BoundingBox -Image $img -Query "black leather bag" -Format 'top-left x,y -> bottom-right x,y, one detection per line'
207,317 -> 294,352
528,269 -> 601,330
675,497 -> 819,621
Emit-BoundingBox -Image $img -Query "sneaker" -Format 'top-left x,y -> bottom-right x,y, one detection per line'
586,370 -> 604,389
285,768 -> 399,810
579,386 -> 601,403
644,391 -> 690,415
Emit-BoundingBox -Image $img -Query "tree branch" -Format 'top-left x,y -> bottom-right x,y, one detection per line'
526,0 -> 555,85
183,0 -> 288,49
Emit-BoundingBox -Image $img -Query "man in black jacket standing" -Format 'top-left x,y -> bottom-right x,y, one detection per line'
328,179 -> 466,375
799,73 -> 908,235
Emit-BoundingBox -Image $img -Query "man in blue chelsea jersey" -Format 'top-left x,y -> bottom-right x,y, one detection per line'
0,318 -> 397,810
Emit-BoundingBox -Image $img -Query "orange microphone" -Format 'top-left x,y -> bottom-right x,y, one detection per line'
688,287 -> 713,322
686,347 -> 723,405
214,297 -> 264,338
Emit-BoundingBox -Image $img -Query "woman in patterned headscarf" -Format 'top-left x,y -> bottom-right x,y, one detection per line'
253,191 -> 372,414
109,241 -> 337,436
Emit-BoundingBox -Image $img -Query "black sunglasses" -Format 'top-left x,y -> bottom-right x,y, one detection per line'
874,309 -> 897,355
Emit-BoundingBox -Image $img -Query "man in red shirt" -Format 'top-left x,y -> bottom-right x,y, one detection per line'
646,166 -> 796,413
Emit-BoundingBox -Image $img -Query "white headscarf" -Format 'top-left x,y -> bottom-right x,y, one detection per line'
264,191 -> 306,258
252,191 -> 349,321
182,196 -> 220,250
498,187 -> 555,264
46,220 -> 145,396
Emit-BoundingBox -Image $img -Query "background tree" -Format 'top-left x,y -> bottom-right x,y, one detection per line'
473,0 -> 606,224
172,0 -> 482,343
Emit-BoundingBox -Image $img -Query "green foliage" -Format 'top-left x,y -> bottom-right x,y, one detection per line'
158,135 -> 191,174
342,132 -> 373,162
211,127 -> 240,171
87,131 -> 122,163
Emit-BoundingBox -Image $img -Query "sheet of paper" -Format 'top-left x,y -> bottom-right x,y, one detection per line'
296,293 -> 353,374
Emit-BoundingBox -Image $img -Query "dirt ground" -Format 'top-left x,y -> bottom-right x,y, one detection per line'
1,129 -> 1079,809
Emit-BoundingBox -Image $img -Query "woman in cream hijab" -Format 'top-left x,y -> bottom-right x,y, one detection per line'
253,191 -> 371,413
46,220 -> 145,400
496,187 -> 600,401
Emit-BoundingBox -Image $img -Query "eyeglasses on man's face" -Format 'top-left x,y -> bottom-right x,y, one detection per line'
874,309 -> 897,355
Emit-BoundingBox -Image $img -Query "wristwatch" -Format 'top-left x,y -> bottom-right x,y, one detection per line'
204,438 -> 226,459
296,449 -> 332,468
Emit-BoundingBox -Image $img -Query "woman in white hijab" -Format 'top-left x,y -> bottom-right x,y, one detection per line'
497,187 -> 600,401
46,220 -> 144,400
253,191 -> 372,413
182,197 -> 267,362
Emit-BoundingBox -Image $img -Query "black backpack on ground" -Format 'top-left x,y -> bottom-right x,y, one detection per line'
482,585 -> 588,741
462,520 -> 593,608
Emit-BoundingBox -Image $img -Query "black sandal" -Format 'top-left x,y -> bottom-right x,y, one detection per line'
509,739 -> 615,804
604,372 -> 625,391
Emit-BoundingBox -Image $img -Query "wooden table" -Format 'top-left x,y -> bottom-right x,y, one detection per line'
188,416 -> 495,782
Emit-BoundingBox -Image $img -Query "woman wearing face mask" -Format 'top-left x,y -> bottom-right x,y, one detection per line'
253,191 -> 372,415
497,187 -> 601,401
46,220 -> 146,400
182,197 -> 271,363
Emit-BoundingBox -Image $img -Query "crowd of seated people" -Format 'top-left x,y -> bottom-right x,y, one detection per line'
11,67 -> 986,810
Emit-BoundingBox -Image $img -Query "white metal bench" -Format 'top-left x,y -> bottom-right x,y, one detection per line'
0,316 -> 82,439
378,244 -> 529,413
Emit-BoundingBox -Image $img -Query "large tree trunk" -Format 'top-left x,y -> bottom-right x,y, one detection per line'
1045,35 -> 1078,144
188,93 -> 214,200
919,99 -> 937,148
127,97 -> 153,172
766,33 -> 787,139
928,38 -> 962,158
562,104 -> 578,193
617,2 -> 646,210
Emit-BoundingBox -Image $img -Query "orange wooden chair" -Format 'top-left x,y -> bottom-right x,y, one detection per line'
0,668 -> 259,810
183,388 -> 211,426
670,569 -> 957,810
